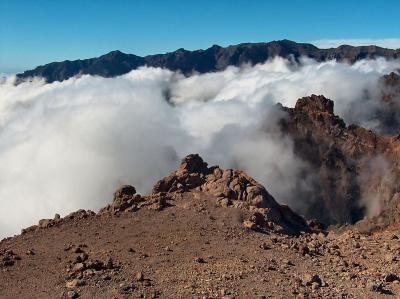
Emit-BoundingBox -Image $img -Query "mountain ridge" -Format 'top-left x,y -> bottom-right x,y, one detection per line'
16,39 -> 400,83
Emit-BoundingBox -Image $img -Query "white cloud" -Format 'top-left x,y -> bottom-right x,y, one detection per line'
311,38 -> 400,49
0,57 -> 399,238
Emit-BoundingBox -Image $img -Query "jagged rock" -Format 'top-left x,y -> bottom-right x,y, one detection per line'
153,154 -> 309,235
140,193 -> 168,211
100,184 -> 171,214
279,94 -> 400,228
373,71 -> 400,134
152,154 -> 208,193
100,185 -> 144,214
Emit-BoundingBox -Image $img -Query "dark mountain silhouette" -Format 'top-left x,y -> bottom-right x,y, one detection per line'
16,40 -> 400,83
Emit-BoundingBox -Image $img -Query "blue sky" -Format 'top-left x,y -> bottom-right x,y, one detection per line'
1,0 -> 400,73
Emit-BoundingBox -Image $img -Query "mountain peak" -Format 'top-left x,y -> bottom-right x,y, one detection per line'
16,40 -> 400,83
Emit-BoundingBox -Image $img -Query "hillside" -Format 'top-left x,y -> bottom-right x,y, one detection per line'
2,154 -> 400,298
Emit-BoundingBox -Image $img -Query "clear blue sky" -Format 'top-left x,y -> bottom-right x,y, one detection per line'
1,0 -> 400,73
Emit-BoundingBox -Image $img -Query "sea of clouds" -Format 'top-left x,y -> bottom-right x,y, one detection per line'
0,57 -> 399,237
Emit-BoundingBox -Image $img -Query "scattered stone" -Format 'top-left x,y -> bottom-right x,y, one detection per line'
82,269 -> 95,278
119,282 -> 135,294
260,243 -> 271,250
311,282 -> 319,291
243,220 -> 257,230
135,271 -> 144,281
195,257 -> 206,263
1,250 -> 21,267
217,197 -> 231,208
73,247 -> 84,254
283,259 -> 294,266
368,282 -> 392,294
75,253 -> 88,263
369,282 -> 384,293
384,273 -> 399,283
67,290 -> 79,298
64,244 -> 73,251
72,263 -> 85,272
303,274 -> 322,287
385,253 -> 397,262
104,257 -> 113,269
66,279 -> 85,288
299,245 -> 310,256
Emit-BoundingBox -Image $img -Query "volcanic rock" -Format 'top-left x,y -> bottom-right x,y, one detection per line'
108,185 -> 143,213
153,154 -> 309,235
279,94 -> 400,229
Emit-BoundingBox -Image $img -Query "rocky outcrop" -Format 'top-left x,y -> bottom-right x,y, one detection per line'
153,154 -> 310,235
374,72 -> 400,135
279,94 -> 400,229
16,40 -> 400,83
100,185 -> 169,214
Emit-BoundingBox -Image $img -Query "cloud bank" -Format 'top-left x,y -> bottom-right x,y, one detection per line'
0,57 -> 399,238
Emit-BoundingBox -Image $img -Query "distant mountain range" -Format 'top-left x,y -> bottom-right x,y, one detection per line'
16,40 -> 400,83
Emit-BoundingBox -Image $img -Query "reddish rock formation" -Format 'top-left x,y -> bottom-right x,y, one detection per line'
153,154 -> 310,235
279,94 -> 400,230
376,72 -> 400,135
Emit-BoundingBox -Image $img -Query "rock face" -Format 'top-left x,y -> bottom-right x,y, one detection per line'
16,40 -> 400,83
153,154 -> 310,235
279,94 -> 400,229
374,72 -> 400,135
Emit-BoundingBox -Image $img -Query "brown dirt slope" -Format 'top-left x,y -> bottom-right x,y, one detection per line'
2,155 -> 400,298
